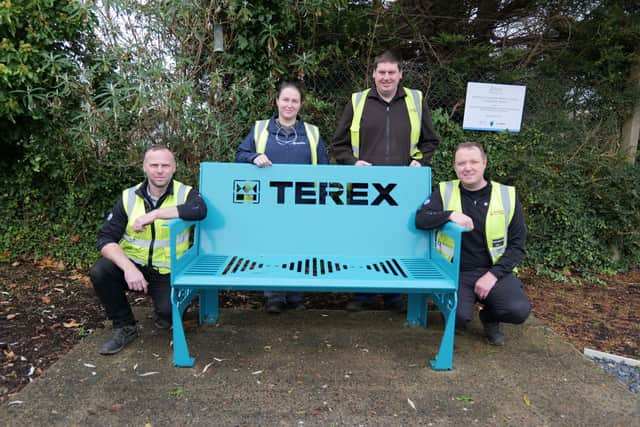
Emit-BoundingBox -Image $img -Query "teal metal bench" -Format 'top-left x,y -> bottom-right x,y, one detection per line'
167,163 -> 466,370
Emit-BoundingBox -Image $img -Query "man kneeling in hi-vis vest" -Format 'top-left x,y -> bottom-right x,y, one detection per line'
415,142 -> 530,346
90,145 -> 207,355
331,49 -> 440,312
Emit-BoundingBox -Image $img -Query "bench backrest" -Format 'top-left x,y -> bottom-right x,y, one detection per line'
197,163 -> 432,258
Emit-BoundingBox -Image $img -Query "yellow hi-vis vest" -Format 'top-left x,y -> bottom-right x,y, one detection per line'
254,119 -> 320,165
349,87 -> 423,160
120,180 -> 191,274
436,180 -> 516,264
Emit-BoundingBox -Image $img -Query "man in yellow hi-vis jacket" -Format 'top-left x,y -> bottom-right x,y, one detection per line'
331,49 -> 440,312
90,145 -> 207,355
415,142 -> 530,346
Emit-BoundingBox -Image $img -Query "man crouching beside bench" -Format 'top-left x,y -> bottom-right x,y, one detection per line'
90,145 -> 207,355
415,142 -> 530,345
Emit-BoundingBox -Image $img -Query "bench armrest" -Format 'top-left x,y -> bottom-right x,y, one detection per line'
431,221 -> 469,287
164,218 -> 200,284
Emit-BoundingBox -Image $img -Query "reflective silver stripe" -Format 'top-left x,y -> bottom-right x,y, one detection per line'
176,182 -> 187,203
354,90 -> 365,109
442,181 -> 454,210
407,89 -> 422,123
123,234 -> 152,248
499,183 -> 512,233
490,248 -> 503,258
123,234 -> 189,248
125,187 -> 137,215
436,241 -> 454,258
306,123 -> 318,144
254,120 -> 269,153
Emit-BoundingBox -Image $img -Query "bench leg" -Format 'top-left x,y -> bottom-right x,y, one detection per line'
171,287 -> 196,367
172,309 -> 195,367
199,289 -> 219,325
429,292 -> 458,370
406,293 -> 428,327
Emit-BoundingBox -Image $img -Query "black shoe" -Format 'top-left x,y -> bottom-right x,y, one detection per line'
154,316 -> 171,329
287,301 -> 306,311
479,310 -> 504,346
384,300 -> 407,313
99,325 -> 138,355
265,300 -> 286,314
346,300 -> 370,312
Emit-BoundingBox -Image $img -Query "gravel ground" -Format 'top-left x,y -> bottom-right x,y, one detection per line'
591,357 -> 640,394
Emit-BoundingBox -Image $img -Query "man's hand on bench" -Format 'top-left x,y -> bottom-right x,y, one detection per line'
449,212 -> 474,231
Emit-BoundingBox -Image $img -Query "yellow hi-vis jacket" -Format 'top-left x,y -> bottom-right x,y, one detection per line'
436,180 -> 516,264
253,119 -> 320,165
349,87 -> 423,160
120,180 -> 191,274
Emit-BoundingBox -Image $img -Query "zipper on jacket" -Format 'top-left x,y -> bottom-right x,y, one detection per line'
145,200 -> 156,267
385,104 -> 391,161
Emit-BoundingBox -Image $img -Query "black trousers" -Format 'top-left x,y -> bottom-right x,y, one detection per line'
456,268 -> 531,328
90,258 -> 172,328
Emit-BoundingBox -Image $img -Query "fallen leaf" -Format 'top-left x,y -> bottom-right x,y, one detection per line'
252,370 -> 263,375
63,319 -> 83,328
6,313 -> 17,320
4,350 -> 16,360
40,296 -> 51,304
138,371 -> 160,377
454,395 -> 475,403
8,401 -> 24,406
202,362 -> 213,374
110,403 -> 124,412
523,394 -> 531,407
407,398 -> 416,410
69,234 -> 81,244
84,363 -> 96,368
69,273 -> 91,285
35,256 -> 65,270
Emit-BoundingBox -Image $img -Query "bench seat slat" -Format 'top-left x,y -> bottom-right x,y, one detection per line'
173,254 -> 455,291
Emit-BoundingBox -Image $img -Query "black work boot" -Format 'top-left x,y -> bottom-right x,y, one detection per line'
154,315 -> 171,329
479,310 -> 504,346
265,300 -> 286,314
99,324 -> 138,355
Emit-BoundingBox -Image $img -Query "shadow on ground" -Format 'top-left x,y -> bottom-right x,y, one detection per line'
1,308 -> 638,426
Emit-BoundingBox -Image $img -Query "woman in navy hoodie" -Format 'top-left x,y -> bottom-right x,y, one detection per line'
236,80 -> 329,313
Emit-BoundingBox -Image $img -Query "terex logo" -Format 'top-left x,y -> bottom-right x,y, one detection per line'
269,181 -> 398,206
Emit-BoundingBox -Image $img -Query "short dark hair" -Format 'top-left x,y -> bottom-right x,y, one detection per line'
145,144 -> 172,155
276,80 -> 304,103
454,141 -> 487,159
373,49 -> 403,71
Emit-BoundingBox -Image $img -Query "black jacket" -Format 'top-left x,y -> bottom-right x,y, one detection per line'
331,86 -> 439,166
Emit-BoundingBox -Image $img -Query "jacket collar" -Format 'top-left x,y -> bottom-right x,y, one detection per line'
369,86 -> 406,103
135,178 -> 175,201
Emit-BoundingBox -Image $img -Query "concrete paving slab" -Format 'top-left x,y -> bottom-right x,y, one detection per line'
1,307 -> 638,426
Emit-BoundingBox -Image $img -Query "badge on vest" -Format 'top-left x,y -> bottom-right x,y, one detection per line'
491,237 -> 505,248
